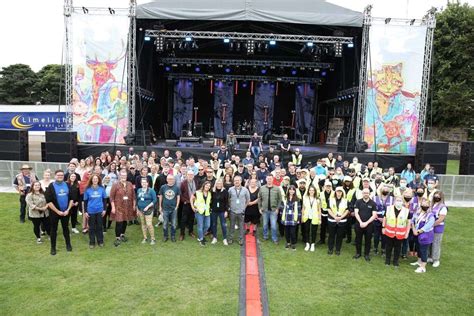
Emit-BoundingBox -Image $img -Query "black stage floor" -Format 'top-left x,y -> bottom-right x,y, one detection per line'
78,141 -> 415,172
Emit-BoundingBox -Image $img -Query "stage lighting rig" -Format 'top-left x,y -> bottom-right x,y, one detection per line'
155,36 -> 164,52
334,42 -> 343,57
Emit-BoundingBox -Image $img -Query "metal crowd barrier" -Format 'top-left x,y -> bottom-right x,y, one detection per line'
0,160 -> 473,207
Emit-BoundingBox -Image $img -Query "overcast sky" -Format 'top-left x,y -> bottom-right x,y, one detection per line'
0,0 -> 471,71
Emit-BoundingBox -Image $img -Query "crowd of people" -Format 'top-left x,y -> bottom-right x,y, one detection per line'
14,142 -> 447,273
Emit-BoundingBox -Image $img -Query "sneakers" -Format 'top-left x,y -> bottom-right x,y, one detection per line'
141,238 -> 148,244
120,235 -> 128,242
50,249 -> 56,256
98,243 -> 104,248
66,245 -> 73,252
432,260 -> 440,268
304,243 -> 310,251
150,239 -> 156,245
335,251 -> 341,256
353,254 -> 362,259
36,238 -> 43,244
40,231 -> 46,236
427,258 -> 434,263
415,267 -> 426,273
72,228 -> 80,234
285,243 -> 290,249
114,239 -> 121,247
410,261 -> 420,266
89,244 -> 95,249
291,244 -> 296,251
364,255 -> 371,262
199,240 -> 206,247
171,237 -> 176,242
211,238 -> 218,245
310,243 -> 315,252
223,239 -> 228,246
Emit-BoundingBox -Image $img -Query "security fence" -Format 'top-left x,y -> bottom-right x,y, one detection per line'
0,160 -> 473,207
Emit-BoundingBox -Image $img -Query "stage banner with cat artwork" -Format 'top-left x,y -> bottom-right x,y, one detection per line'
363,23 -> 427,154
71,14 -> 129,143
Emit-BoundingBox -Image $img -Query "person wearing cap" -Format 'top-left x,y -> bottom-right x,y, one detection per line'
373,183 -> 394,256
353,188 -> 378,261
318,180 -> 333,244
291,148 -> 303,168
327,187 -> 349,255
356,178 -> 375,200
342,175 -> 357,244
302,186 -> 321,251
14,164 -> 39,223
383,195 -> 410,266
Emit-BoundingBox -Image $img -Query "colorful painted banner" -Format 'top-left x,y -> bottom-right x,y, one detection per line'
363,24 -> 427,154
0,112 -> 66,131
71,14 -> 129,143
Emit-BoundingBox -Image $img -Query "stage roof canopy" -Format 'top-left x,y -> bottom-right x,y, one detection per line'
136,0 -> 363,27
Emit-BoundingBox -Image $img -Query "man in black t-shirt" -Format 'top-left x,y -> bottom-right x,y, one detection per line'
279,134 -> 291,163
353,188 -> 378,261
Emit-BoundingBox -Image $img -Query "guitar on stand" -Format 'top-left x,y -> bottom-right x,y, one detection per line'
149,124 -> 158,143
290,110 -> 296,140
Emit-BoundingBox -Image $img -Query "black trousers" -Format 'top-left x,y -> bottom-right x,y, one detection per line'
50,212 -> 71,250
115,221 -> 128,238
69,205 -> 78,229
385,237 -> 402,264
102,199 -> 112,231
284,225 -> 297,245
302,221 -> 318,244
88,213 -> 104,245
177,201 -> 183,227
32,217 -> 50,238
328,221 -> 346,252
19,194 -> 26,221
355,223 -> 374,256
319,215 -> 328,242
345,215 -> 354,241
277,211 -> 285,237
373,222 -> 386,251
180,203 -> 195,236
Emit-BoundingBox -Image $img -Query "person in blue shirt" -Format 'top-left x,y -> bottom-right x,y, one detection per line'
137,178 -> 158,244
400,163 -> 416,184
313,159 -> 328,177
83,174 -> 107,248
45,170 -> 73,256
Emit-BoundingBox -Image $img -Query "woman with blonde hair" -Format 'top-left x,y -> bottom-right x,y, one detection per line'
192,181 -> 213,246
302,185 -> 321,252
39,169 -> 53,191
327,187 -> 349,255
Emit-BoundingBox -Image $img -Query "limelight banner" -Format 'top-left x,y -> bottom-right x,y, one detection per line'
71,14 -> 129,143
363,24 -> 427,154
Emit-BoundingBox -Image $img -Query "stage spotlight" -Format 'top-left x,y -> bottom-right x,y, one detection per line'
347,43 -> 354,48
385,18 -> 391,24
257,42 -> 263,52
264,43 -> 269,52
223,38 -> 230,43
229,42 -> 234,51
236,42 -> 241,52
185,36 -> 192,41
225,67 -> 231,73
242,82 -> 248,88
321,71 -> 327,76
144,36 -> 151,41
246,40 -> 255,55
269,40 -> 276,45
261,69 -> 267,74
165,66 -> 171,72
291,69 -> 297,75
300,45 -> 307,53
195,67 -> 201,73
307,42 -> 314,47
191,41 -> 199,49
334,42 -> 343,57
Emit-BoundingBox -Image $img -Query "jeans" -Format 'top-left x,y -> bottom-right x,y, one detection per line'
328,221 -> 346,252
417,240 -> 430,263
251,146 -> 261,159
88,213 -> 104,245
139,212 -> 155,240
211,212 -> 227,239
229,212 -> 245,243
385,237 -> 402,264
355,223 -> 374,256
50,211 -> 71,251
195,212 -> 210,241
262,210 -> 278,242
180,203 -> 195,236
19,194 -> 26,221
162,208 -> 177,238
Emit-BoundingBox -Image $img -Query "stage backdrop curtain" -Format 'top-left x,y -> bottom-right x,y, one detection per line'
172,79 -> 194,137
295,83 -> 315,143
253,82 -> 275,136
213,81 -> 234,139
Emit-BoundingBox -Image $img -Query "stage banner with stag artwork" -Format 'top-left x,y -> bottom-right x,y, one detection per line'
71,13 -> 129,143
363,23 -> 427,154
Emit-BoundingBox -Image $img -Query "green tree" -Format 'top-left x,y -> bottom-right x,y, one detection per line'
0,64 -> 37,104
431,2 -> 474,129
34,64 -> 65,105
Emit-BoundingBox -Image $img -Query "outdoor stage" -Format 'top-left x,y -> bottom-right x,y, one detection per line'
77,142 -> 414,172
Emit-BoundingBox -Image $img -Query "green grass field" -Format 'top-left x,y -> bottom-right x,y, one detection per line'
1,192 -> 473,315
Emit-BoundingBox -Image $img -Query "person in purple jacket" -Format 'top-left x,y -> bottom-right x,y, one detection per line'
429,191 -> 448,268
410,198 -> 435,273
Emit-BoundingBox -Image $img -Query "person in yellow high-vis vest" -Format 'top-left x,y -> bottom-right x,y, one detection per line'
302,186 -> 321,252
382,196 -> 410,266
327,187 -> 349,255
281,185 -> 301,250
318,180 -> 333,245
191,181 -> 212,246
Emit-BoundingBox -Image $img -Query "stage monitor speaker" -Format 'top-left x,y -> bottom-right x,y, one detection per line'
45,153 -> 74,163
415,141 -> 449,174
165,139 -> 177,146
202,140 -> 214,148
44,142 -> 77,162
193,123 -> 203,137
459,141 -> 474,175
0,130 -> 29,161
46,131 -> 77,143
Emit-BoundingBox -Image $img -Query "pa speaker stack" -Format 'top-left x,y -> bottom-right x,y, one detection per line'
44,131 -> 78,162
0,129 -> 29,161
415,141 -> 449,174
459,141 -> 474,175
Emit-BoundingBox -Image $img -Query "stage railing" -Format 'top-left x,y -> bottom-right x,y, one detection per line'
0,160 -> 472,207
